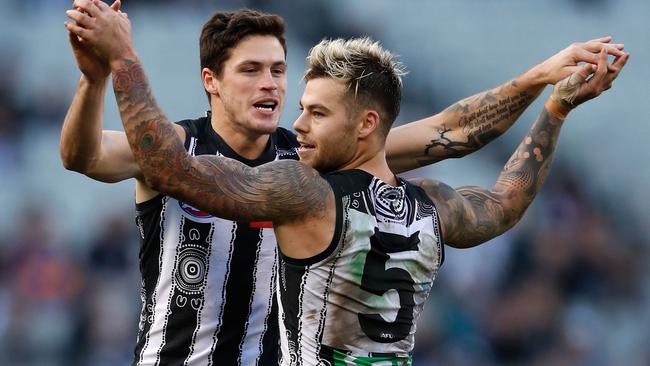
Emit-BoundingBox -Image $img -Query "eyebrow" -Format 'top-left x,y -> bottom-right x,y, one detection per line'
236,60 -> 287,68
299,102 -> 332,113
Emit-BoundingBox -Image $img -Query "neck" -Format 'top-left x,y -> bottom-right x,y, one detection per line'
340,147 -> 397,186
209,110 -> 270,161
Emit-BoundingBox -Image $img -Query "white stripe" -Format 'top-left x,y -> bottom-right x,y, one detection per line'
138,196 -> 173,365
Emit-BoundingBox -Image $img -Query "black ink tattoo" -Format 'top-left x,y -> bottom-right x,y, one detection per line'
111,58 -> 330,223
418,79 -> 540,167
414,107 -> 564,248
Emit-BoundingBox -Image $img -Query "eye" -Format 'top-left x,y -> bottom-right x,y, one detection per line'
272,68 -> 285,76
312,111 -> 325,118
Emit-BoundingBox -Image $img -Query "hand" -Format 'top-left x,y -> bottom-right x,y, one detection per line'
547,48 -> 629,117
533,36 -> 625,85
64,0 -> 134,66
66,0 -> 121,83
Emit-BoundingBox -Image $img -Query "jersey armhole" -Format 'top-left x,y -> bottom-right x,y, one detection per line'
280,178 -> 344,267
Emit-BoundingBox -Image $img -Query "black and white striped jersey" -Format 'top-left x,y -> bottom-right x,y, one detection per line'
277,169 -> 444,366
133,113 -> 299,366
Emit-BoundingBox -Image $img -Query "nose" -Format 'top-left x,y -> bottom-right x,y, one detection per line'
293,110 -> 309,133
260,69 -> 278,91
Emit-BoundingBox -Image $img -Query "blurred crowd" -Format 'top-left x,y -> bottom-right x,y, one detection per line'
1,0 -> 648,365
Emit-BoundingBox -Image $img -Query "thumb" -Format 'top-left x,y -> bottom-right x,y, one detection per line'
573,63 -> 596,83
110,0 -> 121,11
551,63 -> 594,110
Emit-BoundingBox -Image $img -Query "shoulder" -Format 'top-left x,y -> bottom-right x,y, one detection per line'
175,114 -> 209,139
407,177 -> 458,204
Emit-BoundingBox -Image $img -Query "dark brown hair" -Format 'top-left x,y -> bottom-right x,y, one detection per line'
200,9 -> 287,79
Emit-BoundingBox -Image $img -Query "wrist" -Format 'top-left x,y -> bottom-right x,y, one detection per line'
79,75 -> 109,92
108,47 -> 139,71
544,98 -> 570,120
523,63 -> 549,87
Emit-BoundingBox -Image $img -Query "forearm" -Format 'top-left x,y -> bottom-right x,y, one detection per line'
108,56 -> 327,222
491,100 -> 565,225
429,71 -> 545,159
387,70 -> 544,172
109,55 -> 189,191
60,75 -> 107,171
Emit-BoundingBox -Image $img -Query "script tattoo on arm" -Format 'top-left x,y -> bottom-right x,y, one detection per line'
415,107 -> 564,248
418,78 -> 541,166
111,59 -> 330,223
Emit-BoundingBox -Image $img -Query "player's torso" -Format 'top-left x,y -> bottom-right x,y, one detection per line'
278,169 -> 444,366
134,114 -> 299,366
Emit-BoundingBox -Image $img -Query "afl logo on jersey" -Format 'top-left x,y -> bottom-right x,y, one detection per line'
179,201 -> 214,218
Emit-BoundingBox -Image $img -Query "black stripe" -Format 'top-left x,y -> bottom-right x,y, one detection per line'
258,245 -> 280,365
133,196 -> 165,364
278,259 -> 308,365
211,224 -> 263,365
258,293 -> 279,365
158,218 -> 212,364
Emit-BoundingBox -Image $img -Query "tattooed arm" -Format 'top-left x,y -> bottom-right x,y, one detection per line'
386,37 -> 625,173
110,58 -> 332,223
412,50 -> 628,248
64,0 -> 332,223
413,105 -> 564,248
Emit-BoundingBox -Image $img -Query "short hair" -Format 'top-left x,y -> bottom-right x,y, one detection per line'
200,9 -> 287,98
304,37 -> 406,136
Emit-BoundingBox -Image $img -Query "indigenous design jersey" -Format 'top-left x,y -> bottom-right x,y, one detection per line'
134,112 -> 299,366
278,169 -> 444,366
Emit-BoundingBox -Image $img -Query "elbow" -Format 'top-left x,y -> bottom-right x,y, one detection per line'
60,150 -> 88,173
142,172 -> 164,192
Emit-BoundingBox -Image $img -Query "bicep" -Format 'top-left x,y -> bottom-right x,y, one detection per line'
414,179 -> 511,248
386,113 -> 470,173
86,125 -> 185,183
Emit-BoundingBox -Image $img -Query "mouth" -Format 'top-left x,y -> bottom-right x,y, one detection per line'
252,98 -> 279,113
297,140 -> 316,152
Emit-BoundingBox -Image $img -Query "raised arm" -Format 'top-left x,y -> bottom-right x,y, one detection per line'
386,37 -> 625,173
64,0 -> 331,223
414,49 -> 627,248
60,0 -> 145,182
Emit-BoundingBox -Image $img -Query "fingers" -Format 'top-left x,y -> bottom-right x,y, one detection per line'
64,21 -> 91,40
578,41 -> 625,57
574,63 -> 596,82
66,9 -> 94,29
594,48 -> 609,81
586,35 -> 611,44
110,0 -> 121,11
67,29 -> 81,46
606,52 -> 629,81
72,0 -> 100,17
93,0 -> 110,11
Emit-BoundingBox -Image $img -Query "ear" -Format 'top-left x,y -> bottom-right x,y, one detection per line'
202,67 -> 219,96
357,109 -> 380,139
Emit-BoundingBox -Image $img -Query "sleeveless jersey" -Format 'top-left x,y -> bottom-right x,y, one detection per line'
133,113 -> 299,366
278,169 -> 444,366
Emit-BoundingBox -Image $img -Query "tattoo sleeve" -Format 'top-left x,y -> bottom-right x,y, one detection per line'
415,106 -> 564,248
417,77 -> 543,167
111,58 -> 330,223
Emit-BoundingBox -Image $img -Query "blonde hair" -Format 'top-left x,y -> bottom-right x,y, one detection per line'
305,37 -> 407,132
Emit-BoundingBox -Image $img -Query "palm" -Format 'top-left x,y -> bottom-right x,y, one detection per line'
69,32 -> 110,82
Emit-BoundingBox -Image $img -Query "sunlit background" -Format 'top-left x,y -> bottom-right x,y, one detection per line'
0,0 -> 648,365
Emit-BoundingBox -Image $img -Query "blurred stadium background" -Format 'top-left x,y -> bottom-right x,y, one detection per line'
0,0 -> 648,365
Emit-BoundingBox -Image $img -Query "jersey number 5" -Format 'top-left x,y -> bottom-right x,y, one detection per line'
358,229 -> 420,343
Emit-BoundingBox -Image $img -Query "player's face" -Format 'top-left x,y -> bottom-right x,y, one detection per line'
293,78 -> 358,173
216,35 -> 287,135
